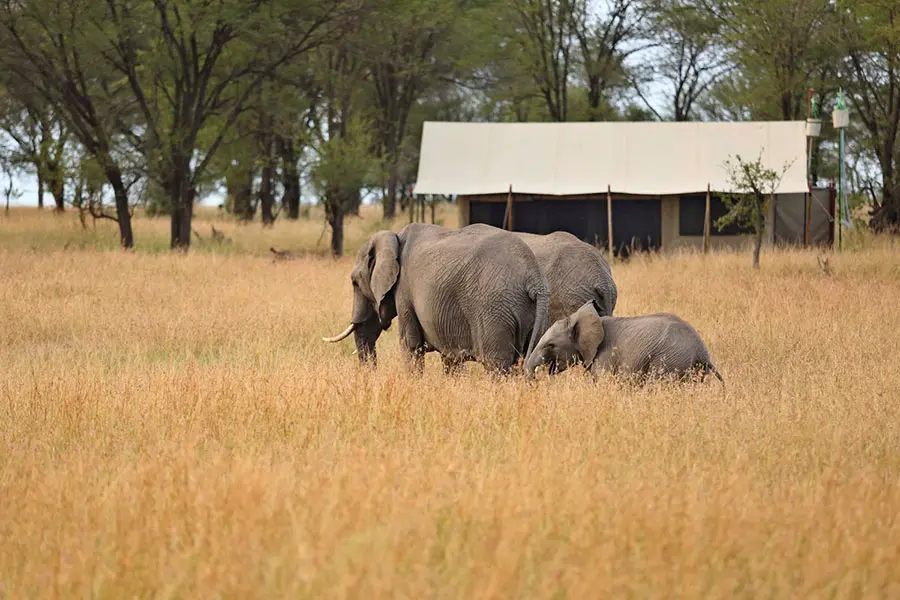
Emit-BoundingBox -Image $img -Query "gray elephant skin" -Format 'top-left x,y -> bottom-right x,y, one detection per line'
464,225 -> 617,320
515,229 -> 617,320
323,222 -> 551,375
524,299 -> 723,383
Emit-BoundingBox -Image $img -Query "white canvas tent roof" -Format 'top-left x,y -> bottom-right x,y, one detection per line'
412,121 -> 809,197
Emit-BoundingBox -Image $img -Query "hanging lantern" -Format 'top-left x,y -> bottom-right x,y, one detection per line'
806,93 -> 822,136
832,91 -> 850,129
806,117 -> 822,137
833,108 -> 850,129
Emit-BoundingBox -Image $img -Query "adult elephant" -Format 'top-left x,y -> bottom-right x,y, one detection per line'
462,225 -> 617,320
513,230 -> 617,321
322,223 -> 550,375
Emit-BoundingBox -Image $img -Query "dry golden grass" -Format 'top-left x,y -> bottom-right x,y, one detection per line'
2,207 -> 900,598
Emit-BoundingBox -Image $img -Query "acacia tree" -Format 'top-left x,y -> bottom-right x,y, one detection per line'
0,90 -> 70,210
719,152 -> 793,270
637,0 -> 729,120
363,0 -> 471,219
840,0 -> 900,232
0,0 -> 136,246
508,0 -> 581,121
575,0 -> 644,120
310,26 -> 382,256
701,0 -> 839,121
102,0 -> 355,250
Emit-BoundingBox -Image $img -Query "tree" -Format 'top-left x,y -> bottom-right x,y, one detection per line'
309,30 -> 382,256
0,91 -> 70,210
840,0 -> 900,232
575,0 -> 644,121
0,0 -> 136,247
508,0 -> 582,121
701,0 -> 839,121
102,0 -> 354,250
363,0 -> 472,219
266,64 -> 318,221
1,140 -> 21,216
719,152 -> 793,270
637,0 -> 729,120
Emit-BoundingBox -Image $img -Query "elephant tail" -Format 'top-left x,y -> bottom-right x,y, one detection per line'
525,281 -> 550,362
593,285 -> 617,317
705,361 -> 724,386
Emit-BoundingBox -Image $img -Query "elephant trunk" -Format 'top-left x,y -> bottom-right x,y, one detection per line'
322,322 -> 355,343
523,351 -> 545,376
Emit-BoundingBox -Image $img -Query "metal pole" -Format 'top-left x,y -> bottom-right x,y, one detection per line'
839,127 -> 845,250
806,89 -> 814,248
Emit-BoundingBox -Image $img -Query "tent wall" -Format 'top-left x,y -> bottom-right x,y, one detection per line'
661,197 -> 774,251
461,187 -> 833,252
464,194 -> 661,252
773,188 -> 834,247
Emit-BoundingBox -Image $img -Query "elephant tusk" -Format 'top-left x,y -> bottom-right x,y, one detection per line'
322,323 -> 355,343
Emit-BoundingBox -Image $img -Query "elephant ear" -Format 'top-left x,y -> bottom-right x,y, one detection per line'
570,301 -> 605,368
369,231 -> 400,314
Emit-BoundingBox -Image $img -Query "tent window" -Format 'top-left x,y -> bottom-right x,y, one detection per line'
678,194 -> 754,236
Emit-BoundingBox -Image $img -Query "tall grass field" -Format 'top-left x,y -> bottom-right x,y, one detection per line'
2,206 -> 899,598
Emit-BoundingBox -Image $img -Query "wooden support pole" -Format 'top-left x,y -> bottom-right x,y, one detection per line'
805,190 -> 812,248
504,184 -> 514,231
606,185 -> 613,257
703,183 -> 711,254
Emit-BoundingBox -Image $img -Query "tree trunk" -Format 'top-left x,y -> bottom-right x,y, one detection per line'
277,136 -> 301,220
260,161 -> 275,227
105,165 -> 134,248
348,187 -> 361,216
168,155 -> 193,250
752,195 -> 763,270
49,175 -> 65,211
383,156 -> 399,220
232,167 -> 256,221
37,174 -> 44,209
870,151 -> 899,232
870,195 -> 900,232
328,189 -> 345,257
430,197 -> 435,223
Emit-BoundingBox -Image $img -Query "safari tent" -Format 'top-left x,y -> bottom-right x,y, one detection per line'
411,121 -> 835,255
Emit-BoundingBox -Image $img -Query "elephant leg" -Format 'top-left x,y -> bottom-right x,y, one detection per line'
475,330 -> 522,378
479,352 -> 517,378
442,354 -> 465,376
398,308 -> 427,376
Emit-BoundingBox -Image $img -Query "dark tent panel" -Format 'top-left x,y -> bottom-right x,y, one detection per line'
468,196 -> 661,251
466,186 -> 834,251
678,194 -> 754,236
513,199 -> 607,243
773,188 -> 834,247
468,200 -> 507,229
611,198 -> 661,251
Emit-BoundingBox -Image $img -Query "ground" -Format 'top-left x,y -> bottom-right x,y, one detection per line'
2,205 -> 899,598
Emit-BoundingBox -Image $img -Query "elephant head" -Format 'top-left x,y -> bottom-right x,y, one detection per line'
322,231 -> 400,363
524,299 -> 605,375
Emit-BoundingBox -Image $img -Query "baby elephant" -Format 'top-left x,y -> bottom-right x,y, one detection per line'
524,300 -> 723,384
